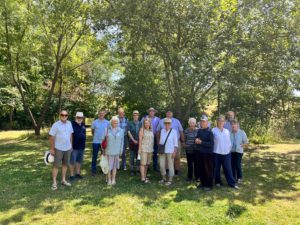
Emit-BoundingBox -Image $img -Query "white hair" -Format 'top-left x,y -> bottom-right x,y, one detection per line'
188,117 -> 197,125
110,116 -> 120,124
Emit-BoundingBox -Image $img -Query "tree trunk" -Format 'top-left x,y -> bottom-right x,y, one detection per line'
34,125 -> 41,136
9,107 -> 14,130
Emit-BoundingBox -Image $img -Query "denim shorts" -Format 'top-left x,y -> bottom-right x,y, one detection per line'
70,149 -> 85,165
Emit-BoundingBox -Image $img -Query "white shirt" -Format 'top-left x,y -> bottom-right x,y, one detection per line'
159,128 -> 178,154
49,120 -> 74,151
212,127 -> 232,155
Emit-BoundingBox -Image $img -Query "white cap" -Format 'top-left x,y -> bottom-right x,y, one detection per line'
75,112 -> 84,117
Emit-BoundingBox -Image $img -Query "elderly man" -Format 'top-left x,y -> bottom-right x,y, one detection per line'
117,107 -> 129,170
141,107 -> 160,171
230,120 -> 249,184
212,115 -> 239,189
224,111 -> 236,132
91,109 -> 110,176
128,110 -> 141,175
156,110 -> 184,175
49,110 -> 74,191
69,112 -> 86,180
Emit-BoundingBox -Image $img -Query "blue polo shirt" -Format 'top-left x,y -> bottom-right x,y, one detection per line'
92,119 -> 110,143
72,121 -> 86,150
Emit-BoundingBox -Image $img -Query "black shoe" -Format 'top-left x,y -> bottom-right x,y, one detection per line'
76,174 -> 83,179
69,176 -> 75,181
203,187 -> 212,191
197,184 -> 203,189
91,172 -> 96,177
196,178 -> 201,182
130,171 -> 134,176
175,170 -> 179,175
186,177 -> 193,182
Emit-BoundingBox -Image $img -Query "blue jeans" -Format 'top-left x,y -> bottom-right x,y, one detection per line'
152,136 -> 158,170
121,137 -> 128,169
214,153 -> 236,187
91,143 -> 101,173
231,152 -> 243,180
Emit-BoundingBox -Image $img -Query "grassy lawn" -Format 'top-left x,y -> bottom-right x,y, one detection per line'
0,130 -> 299,225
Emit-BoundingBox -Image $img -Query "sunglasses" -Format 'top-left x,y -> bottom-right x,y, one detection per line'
60,114 -> 68,117
164,122 -> 171,124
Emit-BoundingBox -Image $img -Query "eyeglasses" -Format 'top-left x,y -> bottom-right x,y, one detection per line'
164,122 -> 171,124
60,114 -> 68,117
76,117 -> 83,119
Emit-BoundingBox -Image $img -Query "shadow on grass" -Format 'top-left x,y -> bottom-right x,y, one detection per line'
0,140 -> 299,223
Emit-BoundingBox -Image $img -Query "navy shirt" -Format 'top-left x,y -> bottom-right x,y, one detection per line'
72,121 -> 86,150
194,128 -> 214,154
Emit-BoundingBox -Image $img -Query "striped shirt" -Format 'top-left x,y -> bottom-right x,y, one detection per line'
184,128 -> 198,151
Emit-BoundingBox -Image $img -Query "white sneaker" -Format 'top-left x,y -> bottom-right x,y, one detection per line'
111,180 -> 116,185
107,180 -> 112,186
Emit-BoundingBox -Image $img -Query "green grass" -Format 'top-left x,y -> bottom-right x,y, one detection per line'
0,130 -> 299,225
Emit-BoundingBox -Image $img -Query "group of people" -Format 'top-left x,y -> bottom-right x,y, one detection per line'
48,108 -> 248,191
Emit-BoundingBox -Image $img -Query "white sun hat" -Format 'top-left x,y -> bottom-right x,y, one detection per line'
75,112 -> 84,117
44,151 -> 55,166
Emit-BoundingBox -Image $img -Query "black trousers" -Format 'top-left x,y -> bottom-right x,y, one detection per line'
186,152 -> 199,179
231,152 -> 243,180
195,152 -> 214,187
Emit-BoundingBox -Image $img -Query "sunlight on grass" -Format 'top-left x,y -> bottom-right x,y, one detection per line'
0,130 -> 299,225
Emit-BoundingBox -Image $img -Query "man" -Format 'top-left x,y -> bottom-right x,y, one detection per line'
224,111 -> 236,132
212,115 -> 239,189
128,110 -> 141,175
156,110 -> 184,175
69,112 -> 86,180
49,110 -> 74,191
194,115 -> 214,191
118,107 -> 129,170
230,120 -> 249,184
141,107 -> 160,171
91,109 -> 110,176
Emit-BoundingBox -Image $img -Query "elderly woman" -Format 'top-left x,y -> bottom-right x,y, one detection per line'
138,118 -> 154,183
183,118 -> 198,182
102,116 -> 124,186
158,118 -> 178,186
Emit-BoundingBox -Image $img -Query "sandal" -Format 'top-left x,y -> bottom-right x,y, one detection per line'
51,183 -> 58,191
159,179 -> 166,184
61,181 -> 71,187
165,181 -> 172,186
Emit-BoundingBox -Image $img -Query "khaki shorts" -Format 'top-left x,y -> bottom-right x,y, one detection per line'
140,152 -> 153,166
54,149 -> 72,167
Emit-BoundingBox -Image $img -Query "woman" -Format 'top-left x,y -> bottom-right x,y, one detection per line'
158,118 -> 178,186
138,118 -> 154,183
183,118 -> 198,182
102,116 -> 124,186
230,120 -> 249,184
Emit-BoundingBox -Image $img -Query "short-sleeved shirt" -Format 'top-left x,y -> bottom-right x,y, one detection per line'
92,119 -> 110,144
118,116 -> 128,136
128,120 -> 141,141
212,127 -> 232,155
156,117 -> 183,140
49,120 -> 74,151
72,121 -> 86,150
230,129 -> 248,153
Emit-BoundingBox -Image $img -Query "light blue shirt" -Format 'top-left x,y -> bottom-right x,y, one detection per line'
102,126 -> 124,155
230,129 -> 248,153
157,117 -> 183,140
92,119 -> 110,144
49,120 -> 74,151
212,127 -> 232,155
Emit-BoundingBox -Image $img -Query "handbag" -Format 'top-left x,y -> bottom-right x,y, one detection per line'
99,155 -> 109,174
158,128 -> 172,154
101,128 -> 108,149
